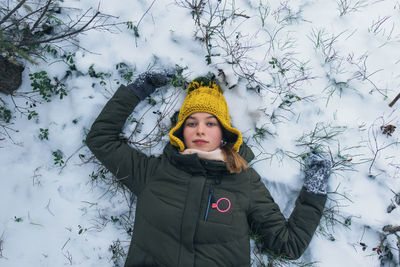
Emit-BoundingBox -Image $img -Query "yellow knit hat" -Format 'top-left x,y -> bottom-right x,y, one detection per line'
169,77 -> 243,152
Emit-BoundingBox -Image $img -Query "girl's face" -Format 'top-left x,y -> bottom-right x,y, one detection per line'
183,112 -> 223,152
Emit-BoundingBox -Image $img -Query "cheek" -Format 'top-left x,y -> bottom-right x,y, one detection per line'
209,128 -> 222,144
183,127 -> 193,141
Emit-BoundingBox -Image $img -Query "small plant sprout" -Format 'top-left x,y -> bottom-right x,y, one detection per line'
271,1 -> 302,25
110,216 -> 119,223
27,110 -> 39,121
0,106 -> 12,123
61,52 -> 77,78
170,65 -> 189,89
88,64 -> 111,87
319,185 -> 354,241
14,216 -> 23,222
252,125 -> 273,147
89,167 -> 109,182
336,0 -> 369,16
38,128 -> 49,140
52,149 -> 65,166
109,239 -> 126,266
115,62 -> 136,84
77,225 -> 87,235
126,21 -> 139,37
296,122 -> 347,152
268,57 -> 289,75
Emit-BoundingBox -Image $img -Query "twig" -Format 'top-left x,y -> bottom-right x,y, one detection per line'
81,201 -> 98,208
369,16 -> 391,34
134,0 -> 157,47
0,123 -> 20,145
0,0 -> 27,25
136,0 -> 157,29
18,11 -> 101,46
61,237 -> 71,250
0,231 -> 5,259
31,167 -> 42,186
389,92 -> 400,107
368,118 -> 400,174
45,199 -> 55,216
63,250 -> 73,265
58,144 -> 86,174
30,0 -> 52,32
2,5 -> 44,31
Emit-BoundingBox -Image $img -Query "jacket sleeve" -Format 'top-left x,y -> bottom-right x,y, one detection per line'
86,85 -> 159,195
247,169 -> 327,260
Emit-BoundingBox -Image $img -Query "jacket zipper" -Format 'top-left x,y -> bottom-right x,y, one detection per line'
204,185 -> 215,222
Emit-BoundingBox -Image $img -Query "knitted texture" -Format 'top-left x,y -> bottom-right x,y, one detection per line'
126,71 -> 173,100
303,153 -> 332,195
169,79 -> 243,152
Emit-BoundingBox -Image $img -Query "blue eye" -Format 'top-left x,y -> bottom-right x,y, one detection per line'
186,122 -> 196,127
207,122 -> 216,126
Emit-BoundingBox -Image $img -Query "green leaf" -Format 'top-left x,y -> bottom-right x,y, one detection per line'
147,98 -> 157,106
0,106 -> 12,123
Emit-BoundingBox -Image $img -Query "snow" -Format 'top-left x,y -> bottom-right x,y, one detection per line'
1,0 -> 400,266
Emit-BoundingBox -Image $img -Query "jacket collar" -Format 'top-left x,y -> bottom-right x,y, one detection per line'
163,142 -> 255,177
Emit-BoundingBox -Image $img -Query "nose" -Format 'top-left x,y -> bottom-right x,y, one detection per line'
196,123 -> 205,135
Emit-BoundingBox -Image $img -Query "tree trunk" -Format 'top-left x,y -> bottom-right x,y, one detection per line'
0,56 -> 24,95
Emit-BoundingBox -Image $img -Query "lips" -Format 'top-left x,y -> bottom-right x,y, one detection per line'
193,139 -> 208,145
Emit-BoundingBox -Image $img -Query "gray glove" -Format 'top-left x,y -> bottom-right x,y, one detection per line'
127,70 -> 174,100
303,152 -> 332,195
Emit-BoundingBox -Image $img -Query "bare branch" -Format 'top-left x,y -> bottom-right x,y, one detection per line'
0,0 -> 27,25
18,10 -> 100,47
2,5 -> 44,31
389,92 -> 400,107
137,0 -> 157,28
30,0 -> 52,32
368,117 -> 400,174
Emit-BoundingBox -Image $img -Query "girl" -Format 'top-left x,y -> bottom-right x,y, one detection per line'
86,71 -> 331,267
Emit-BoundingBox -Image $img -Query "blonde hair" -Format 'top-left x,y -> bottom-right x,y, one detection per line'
221,144 -> 248,173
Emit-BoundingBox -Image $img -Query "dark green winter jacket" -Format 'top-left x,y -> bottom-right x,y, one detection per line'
86,85 -> 327,267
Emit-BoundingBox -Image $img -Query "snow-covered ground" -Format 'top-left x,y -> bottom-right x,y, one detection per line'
1,0 -> 400,266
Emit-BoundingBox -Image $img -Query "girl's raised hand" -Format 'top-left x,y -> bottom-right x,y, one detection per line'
303,152 -> 332,195
126,69 -> 175,100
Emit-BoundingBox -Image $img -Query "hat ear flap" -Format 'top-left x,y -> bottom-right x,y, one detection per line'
169,119 -> 186,152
